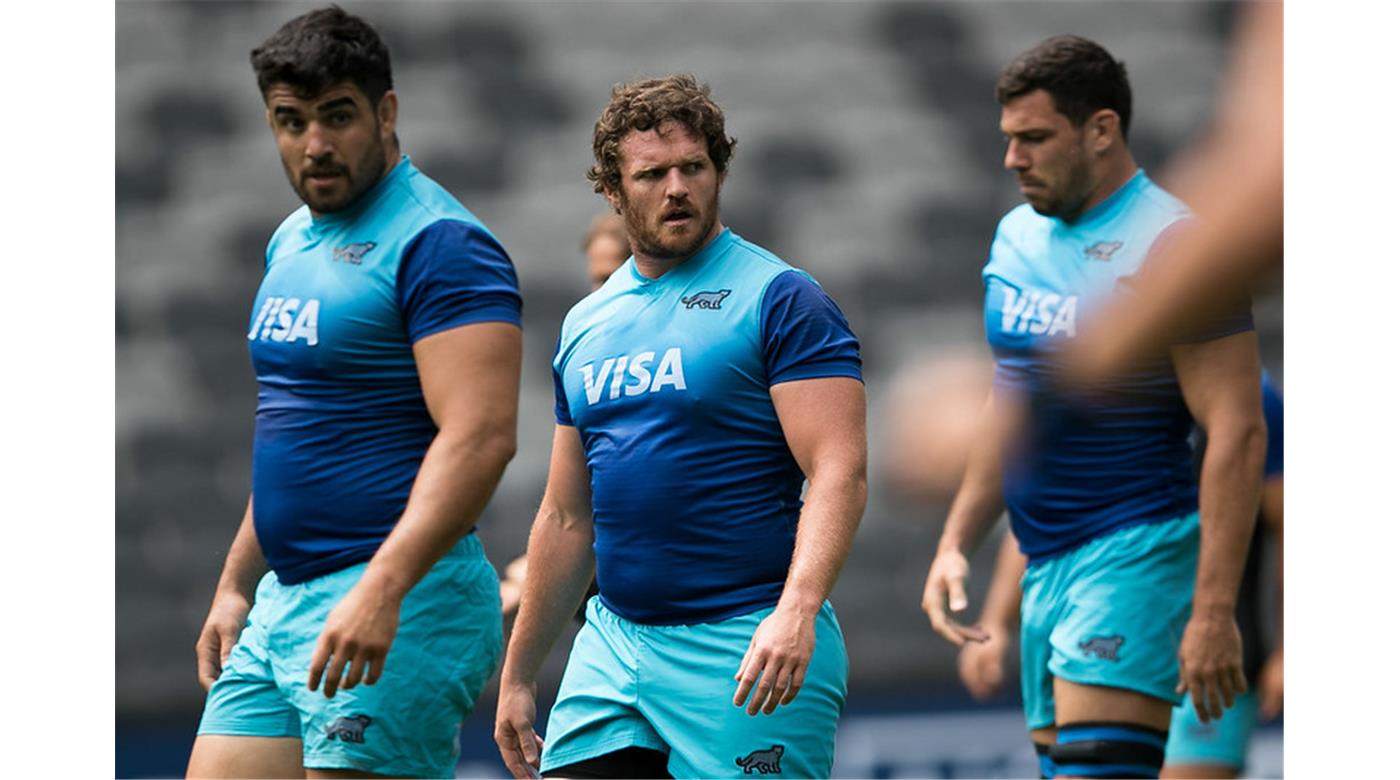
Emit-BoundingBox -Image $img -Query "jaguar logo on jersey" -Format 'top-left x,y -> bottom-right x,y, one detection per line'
681,289 -> 731,310
579,347 -> 687,405
1084,240 -> 1123,262
332,241 -> 377,265
735,745 -> 784,775
248,296 -> 321,345
1000,288 -> 1078,337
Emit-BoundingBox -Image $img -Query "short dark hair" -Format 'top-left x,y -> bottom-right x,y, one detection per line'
587,74 -> 736,195
250,6 -> 393,106
996,35 -> 1132,139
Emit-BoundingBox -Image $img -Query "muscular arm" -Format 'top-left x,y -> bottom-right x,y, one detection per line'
195,497 -> 267,690
309,321 -> 521,697
923,392 -> 1008,646
1172,330 -> 1268,721
495,424 -> 597,778
732,376 -> 867,716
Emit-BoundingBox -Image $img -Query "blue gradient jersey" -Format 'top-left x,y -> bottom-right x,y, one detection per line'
247,157 -> 521,584
983,170 -> 1253,563
552,228 -> 862,625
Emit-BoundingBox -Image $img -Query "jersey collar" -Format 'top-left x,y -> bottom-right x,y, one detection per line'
309,155 -> 414,232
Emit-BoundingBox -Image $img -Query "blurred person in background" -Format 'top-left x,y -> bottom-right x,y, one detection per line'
495,74 -> 866,779
1065,1 -> 1282,380
500,213 -> 627,620
186,7 -> 522,778
921,35 -> 1266,779
954,375 -> 1285,779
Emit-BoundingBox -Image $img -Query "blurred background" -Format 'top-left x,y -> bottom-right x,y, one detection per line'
115,1 -> 1282,777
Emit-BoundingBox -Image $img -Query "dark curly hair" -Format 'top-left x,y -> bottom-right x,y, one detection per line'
996,35 -> 1132,140
587,74 -> 736,195
250,5 -> 393,106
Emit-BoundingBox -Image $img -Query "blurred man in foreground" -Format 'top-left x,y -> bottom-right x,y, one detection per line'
187,8 -> 521,777
495,74 -> 866,779
922,36 -> 1266,779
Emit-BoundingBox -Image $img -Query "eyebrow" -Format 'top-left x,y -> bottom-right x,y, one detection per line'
314,96 -> 357,114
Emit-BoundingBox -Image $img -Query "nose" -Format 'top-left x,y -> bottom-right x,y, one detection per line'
663,168 -> 690,200
304,121 -> 334,161
1004,139 -> 1028,171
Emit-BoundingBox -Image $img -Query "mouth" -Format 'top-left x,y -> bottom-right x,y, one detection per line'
304,168 -> 347,187
661,207 -> 694,227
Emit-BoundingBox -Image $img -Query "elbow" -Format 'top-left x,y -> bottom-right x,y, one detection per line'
1207,411 -> 1268,471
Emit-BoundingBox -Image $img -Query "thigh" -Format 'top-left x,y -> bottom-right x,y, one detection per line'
540,598 -> 668,774
543,746 -> 672,779
1162,690 -> 1257,777
1020,563 -> 1060,732
186,735 -> 303,779
277,539 -> 505,779
644,602 -> 849,779
197,575 -> 302,742
1053,678 -> 1173,731
1048,518 -> 1199,709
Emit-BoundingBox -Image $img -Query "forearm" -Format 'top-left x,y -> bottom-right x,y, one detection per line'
1194,423 -> 1267,615
214,498 -> 267,601
937,435 -> 1006,556
979,531 -> 1026,630
500,507 -> 596,685
362,425 -> 516,601
776,464 -> 866,617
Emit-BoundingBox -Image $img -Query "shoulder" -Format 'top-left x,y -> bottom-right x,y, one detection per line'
387,164 -> 503,248
266,206 -> 312,257
984,203 -> 1046,276
1128,176 -> 1193,238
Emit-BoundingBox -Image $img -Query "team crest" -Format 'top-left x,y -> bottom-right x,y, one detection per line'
324,714 -> 372,743
681,289 -> 731,310
332,241 -> 378,265
1079,635 -> 1125,661
1083,241 -> 1123,262
735,745 -> 784,775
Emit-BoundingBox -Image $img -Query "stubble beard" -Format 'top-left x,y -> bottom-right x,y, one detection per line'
292,126 -> 389,215
621,190 -> 720,262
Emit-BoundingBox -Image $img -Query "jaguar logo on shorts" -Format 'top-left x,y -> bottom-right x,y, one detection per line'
324,714 -> 373,743
1079,635 -> 1125,661
735,744 -> 784,775
681,289 -> 732,310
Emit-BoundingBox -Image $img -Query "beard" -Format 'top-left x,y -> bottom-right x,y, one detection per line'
620,189 -> 720,261
289,129 -> 389,215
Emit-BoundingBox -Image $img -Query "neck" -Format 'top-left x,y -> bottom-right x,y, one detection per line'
632,221 -> 724,279
1072,151 -> 1138,220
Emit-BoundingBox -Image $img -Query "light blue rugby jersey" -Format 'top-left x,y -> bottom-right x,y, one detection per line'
552,228 -> 862,625
983,170 -> 1253,564
247,156 -> 521,584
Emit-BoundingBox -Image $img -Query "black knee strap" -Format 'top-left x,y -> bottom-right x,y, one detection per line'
1048,721 -> 1168,779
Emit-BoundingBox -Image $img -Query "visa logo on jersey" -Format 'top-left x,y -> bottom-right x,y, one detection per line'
579,347 -> 687,405
248,296 -> 320,345
1001,288 -> 1078,337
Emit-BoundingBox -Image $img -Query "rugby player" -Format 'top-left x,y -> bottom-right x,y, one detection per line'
494,74 -> 866,779
187,8 -> 522,777
921,36 -> 1266,779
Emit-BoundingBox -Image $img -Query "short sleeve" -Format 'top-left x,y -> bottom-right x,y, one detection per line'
397,219 -> 523,342
1261,373 -> 1283,477
761,270 -> 862,386
1135,218 -> 1255,344
553,336 -> 574,426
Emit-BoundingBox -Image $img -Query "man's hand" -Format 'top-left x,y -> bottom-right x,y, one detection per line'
922,549 -> 991,647
733,606 -> 816,716
1176,610 -> 1248,722
1257,649 -> 1283,720
307,580 -> 403,698
195,592 -> 253,691
958,627 -> 1009,700
495,679 -> 544,779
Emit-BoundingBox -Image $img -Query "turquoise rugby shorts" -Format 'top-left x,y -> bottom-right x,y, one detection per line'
1020,514 -> 1200,730
540,597 -> 848,778
196,534 -> 503,778
1165,690 -> 1258,770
